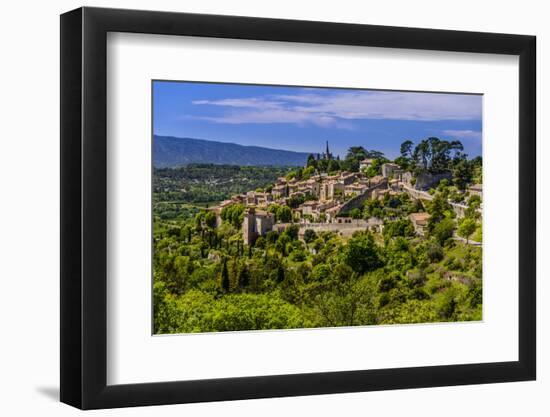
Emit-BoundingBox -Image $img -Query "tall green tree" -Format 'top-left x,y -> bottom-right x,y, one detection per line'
458,218 -> 476,244
346,146 -> 369,161
327,159 -> 341,173
400,140 -> 414,159
412,137 -> 464,173
303,229 -> 317,244
277,206 -> 292,223
220,258 -> 230,293
452,158 -> 472,191
426,190 -> 453,232
432,218 -> 455,245
204,211 -> 217,229
276,264 -> 285,283
306,154 -> 317,168
238,264 -> 250,288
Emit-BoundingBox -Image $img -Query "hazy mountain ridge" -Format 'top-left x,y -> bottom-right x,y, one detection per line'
153,136 -> 310,168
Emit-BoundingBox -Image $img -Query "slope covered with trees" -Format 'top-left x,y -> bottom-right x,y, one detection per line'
154,164 -> 293,210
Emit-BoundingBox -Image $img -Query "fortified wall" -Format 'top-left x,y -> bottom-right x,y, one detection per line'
274,218 -> 384,239
402,184 -> 479,219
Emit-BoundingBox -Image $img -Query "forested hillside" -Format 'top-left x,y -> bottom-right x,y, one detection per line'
153,175 -> 482,333
153,164 -> 293,209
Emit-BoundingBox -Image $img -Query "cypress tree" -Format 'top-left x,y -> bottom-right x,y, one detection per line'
238,265 -> 250,288
221,258 -> 230,293
277,265 -> 285,283
231,257 -> 238,287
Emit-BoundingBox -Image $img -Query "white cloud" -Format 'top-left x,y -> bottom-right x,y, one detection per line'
192,98 -> 282,110
187,109 -> 354,130
442,129 -> 482,140
190,90 -> 482,128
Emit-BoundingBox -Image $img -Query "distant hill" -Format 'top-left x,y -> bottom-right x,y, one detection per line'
153,136 -> 310,168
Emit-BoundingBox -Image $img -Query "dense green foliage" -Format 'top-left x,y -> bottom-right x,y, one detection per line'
298,146 -> 387,177
396,138 -> 482,190
153,186 -> 482,334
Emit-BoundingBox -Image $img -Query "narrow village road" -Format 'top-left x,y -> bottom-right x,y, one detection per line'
452,233 -> 481,246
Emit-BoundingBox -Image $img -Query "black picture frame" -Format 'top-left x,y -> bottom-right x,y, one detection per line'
60,6 -> 536,410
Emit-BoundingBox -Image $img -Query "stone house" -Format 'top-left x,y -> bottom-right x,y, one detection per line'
242,208 -> 275,245
344,183 -> 367,197
327,181 -> 345,200
360,158 -> 374,171
389,179 -> 402,191
468,184 -> 483,198
371,188 -> 399,200
340,172 -> 357,185
300,201 -> 319,217
409,212 -> 431,236
288,181 -> 299,194
381,163 -> 401,178
305,178 -> 321,197
368,175 -> 386,186
271,184 -> 288,199
319,182 -> 328,201
401,171 -> 413,186
244,191 -> 273,207
325,204 -> 343,222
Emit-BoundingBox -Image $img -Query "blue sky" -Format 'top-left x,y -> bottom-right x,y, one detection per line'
153,81 -> 482,159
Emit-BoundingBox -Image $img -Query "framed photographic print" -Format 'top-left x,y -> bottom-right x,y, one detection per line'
60,7 -> 536,409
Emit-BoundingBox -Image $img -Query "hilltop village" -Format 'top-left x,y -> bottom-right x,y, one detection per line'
153,137 -> 483,334
213,142 -> 483,246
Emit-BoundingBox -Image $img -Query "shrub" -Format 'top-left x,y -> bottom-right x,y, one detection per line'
426,241 -> 444,263
432,218 -> 455,245
303,229 -> 317,244
343,233 -> 383,274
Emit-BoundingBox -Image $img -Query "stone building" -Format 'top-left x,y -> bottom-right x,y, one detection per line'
287,179 -> 299,195
300,201 -> 319,217
359,158 -> 374,171
305,178 -> 321,197
243,191 -> 273,207
389,178 -> 402,191
468,184 -> 483,199
340,172 -> 357,185
401,171 -> 413,186
325,204 -> 343,222
381,162 -> 403,179
344,183 -> 367,197
242,208 -> 275,245
271,184 -> 288,199
368,175 -> 386,186
328,181 -> 344,200
409,212 -> 431,236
